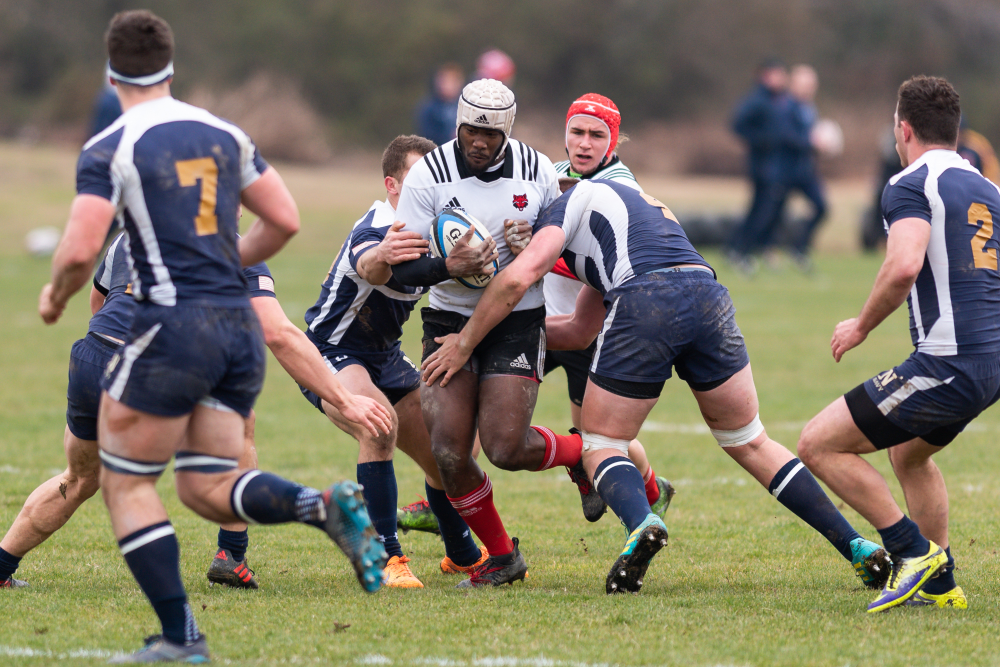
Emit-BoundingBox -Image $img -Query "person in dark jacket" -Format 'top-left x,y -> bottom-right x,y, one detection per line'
415,63 -> 464,146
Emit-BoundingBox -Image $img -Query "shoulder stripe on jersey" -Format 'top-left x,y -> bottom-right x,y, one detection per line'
423,154 -> 441,184
531,147 -> 539,181
520,145 -> 527,181
436,147 -> 452,182
430,151 -> 448,184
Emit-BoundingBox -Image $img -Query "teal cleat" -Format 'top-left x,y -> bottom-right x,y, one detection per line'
606,513 -> 668,595
109,634 -> 210,664
321,481 -> 388,593
649,477 -> 676,520
868,541 -> 947,613
850,537 -> 891,590
397,497 -> 441,535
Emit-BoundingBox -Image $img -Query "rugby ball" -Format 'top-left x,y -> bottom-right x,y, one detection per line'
429,208 -> 499,290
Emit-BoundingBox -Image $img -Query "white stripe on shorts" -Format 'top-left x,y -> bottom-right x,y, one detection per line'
876,375 -> 954,416
589,296 -> 621,375
107,323 -> 162,401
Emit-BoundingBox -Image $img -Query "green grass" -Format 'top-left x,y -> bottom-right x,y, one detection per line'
2,144 -> 1000,665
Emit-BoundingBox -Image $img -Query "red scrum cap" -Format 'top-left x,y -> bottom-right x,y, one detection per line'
565,93 -> 621,160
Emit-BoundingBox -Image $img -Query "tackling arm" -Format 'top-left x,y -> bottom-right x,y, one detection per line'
831,217 -> 929,361
250,295 -> 393,437
545,285 -> 606,351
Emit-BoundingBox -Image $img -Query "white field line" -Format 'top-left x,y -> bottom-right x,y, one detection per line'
641,420 -> 990,435
412,657 -> 608,667
0,645 -> 116,659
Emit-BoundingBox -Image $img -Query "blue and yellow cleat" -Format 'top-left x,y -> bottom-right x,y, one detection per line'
867,541 -> 947,613
905,585 -> 967,609
606,513 -> 668,595
321,481 -> 388,593
850,537 -> 891,590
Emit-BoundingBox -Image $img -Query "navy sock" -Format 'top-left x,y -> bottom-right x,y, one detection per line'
217,528 -> 249,564
0,547 -> 21,582
425,482 -> 481,567
768,458 -> 861,561
231,471 -> 324,526
593,456 -> 652,533
922,545 -> 957,594
877,515 -> 930,559
357,461 -> 402,558
119,522 -> 199,646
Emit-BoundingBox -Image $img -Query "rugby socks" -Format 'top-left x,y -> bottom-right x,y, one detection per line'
643,466 -> 661,506
768,458 -> 860,561
425,482 -> 481,567
531,426 -> 582,471
922,545 -> 957,594
0,547 -> 21,582
593,456 -> 652,533
357,461 -> 402,559
119,521 -> 199,646
877,515 -> 931,560
231,471 -> 325,526
217,528 -> 249,564
448,474 -> 514,557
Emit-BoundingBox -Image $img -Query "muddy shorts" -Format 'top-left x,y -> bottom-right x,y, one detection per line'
846,351 -> 1000,448
299,342 -> 420,409
589,270 -> 749,399
66,333 -> 121,441
101,304 -> 265,418
421,306 -> 546,382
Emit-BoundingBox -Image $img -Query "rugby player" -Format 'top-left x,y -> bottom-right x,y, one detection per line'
36,11 -> 389,662
423,180 -> 891,594
391,79 -> 568,587
300,135 -> 495,587
798,76 -> 998,612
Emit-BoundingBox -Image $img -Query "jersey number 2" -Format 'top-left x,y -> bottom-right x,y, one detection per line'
176,158 -> 219,236
968,202 -> 997,271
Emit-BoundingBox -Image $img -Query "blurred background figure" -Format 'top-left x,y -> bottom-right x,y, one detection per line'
474,49 -> 516,86
415,62 -> 464,146
784,64 -> 828,270
728,58 -> 794,273
88,66 -> 122,139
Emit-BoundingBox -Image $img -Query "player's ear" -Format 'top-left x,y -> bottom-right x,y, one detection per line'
384,175 -> 398,196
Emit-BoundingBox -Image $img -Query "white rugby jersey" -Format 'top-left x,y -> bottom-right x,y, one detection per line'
395,138 -> 560,316
545,157 -> 642,316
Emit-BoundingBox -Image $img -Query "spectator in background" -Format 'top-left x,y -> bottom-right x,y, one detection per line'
474,49 -> 515,87
785,64 -> 828,270
728,58 -> 796,274
415,63 -> 464,146
89,67 -> 122,139
957,121 -> 1000,184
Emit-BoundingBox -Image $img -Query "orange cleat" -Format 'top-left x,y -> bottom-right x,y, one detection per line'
440,545 -> 489,575
383,555 -> 424,588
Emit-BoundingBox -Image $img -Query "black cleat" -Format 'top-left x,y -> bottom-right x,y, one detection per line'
206,548 -> 258,589
606,514 -> 668,595
456,537 -> 529,588
566,430 -> 606,523
0,576 -> 28,589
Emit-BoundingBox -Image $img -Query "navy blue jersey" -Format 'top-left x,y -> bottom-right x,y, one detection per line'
305,200 -> 424,352
881,149 -> 1000,355
77,96 -> 269,308
90,232 -> 274,339
534,179 -> 711,295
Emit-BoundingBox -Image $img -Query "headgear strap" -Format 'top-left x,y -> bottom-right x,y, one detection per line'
108,61 -> 174,87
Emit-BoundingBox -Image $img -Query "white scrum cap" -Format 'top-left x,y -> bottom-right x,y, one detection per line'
457,78 -> 516,154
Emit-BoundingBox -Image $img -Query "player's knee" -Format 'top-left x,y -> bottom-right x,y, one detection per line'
796,419 -> 825,467
430,440 -> 468,475
361,423 -> 396,459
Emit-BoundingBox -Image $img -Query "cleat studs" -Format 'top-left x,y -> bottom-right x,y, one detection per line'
365,573 -> 375,583
610,583 -> 618,591
637,580 -> 643,586
660,539 -> 667,546
620,570 -> 626,577
363,559 -> 372,568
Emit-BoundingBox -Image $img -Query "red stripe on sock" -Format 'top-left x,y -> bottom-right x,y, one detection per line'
531,426 -> 582,471
447,475 -> 514,557
644,466 -> 660,505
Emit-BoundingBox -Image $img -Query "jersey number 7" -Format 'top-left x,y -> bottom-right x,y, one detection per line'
968,202 -> 997,271
176,157 -> 219,236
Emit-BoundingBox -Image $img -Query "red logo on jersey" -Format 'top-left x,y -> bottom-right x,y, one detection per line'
512,193 -> 529,211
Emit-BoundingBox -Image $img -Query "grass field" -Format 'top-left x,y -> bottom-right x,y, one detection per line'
1,142 -> 1000,666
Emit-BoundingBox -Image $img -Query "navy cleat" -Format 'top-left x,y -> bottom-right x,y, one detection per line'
456,537 -> 528,589
321,481 -> 388,593
606,513 -> 668,595
109,634 -> 210,664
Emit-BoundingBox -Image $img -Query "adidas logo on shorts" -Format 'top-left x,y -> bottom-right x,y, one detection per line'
474,114 -> 489,124
510,353 -> 532,370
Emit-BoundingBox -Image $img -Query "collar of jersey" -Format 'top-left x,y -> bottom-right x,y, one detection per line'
454,141 -> 514,182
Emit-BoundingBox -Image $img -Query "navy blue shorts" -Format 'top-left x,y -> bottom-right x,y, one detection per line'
300,344 -> 420,410
101,304 -> 265,418
66,333 -> 121,441
590,271 -> 749,398
846,351 -> 1000,448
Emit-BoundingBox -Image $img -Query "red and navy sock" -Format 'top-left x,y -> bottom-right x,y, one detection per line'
768,458 -> 861,561
357,461 -> 402,559
119,521 -> 199,646
231,471 -> 324,526
643,466 -> 660,505
217,528 -> 249,564
0,547 -> 22,583
531,426 -> 583,470
877,515 -> 931,560
425,482 -> 481,567
593,456 -> 652,533
448,474 -> 514,559
922,545 -> 956,594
